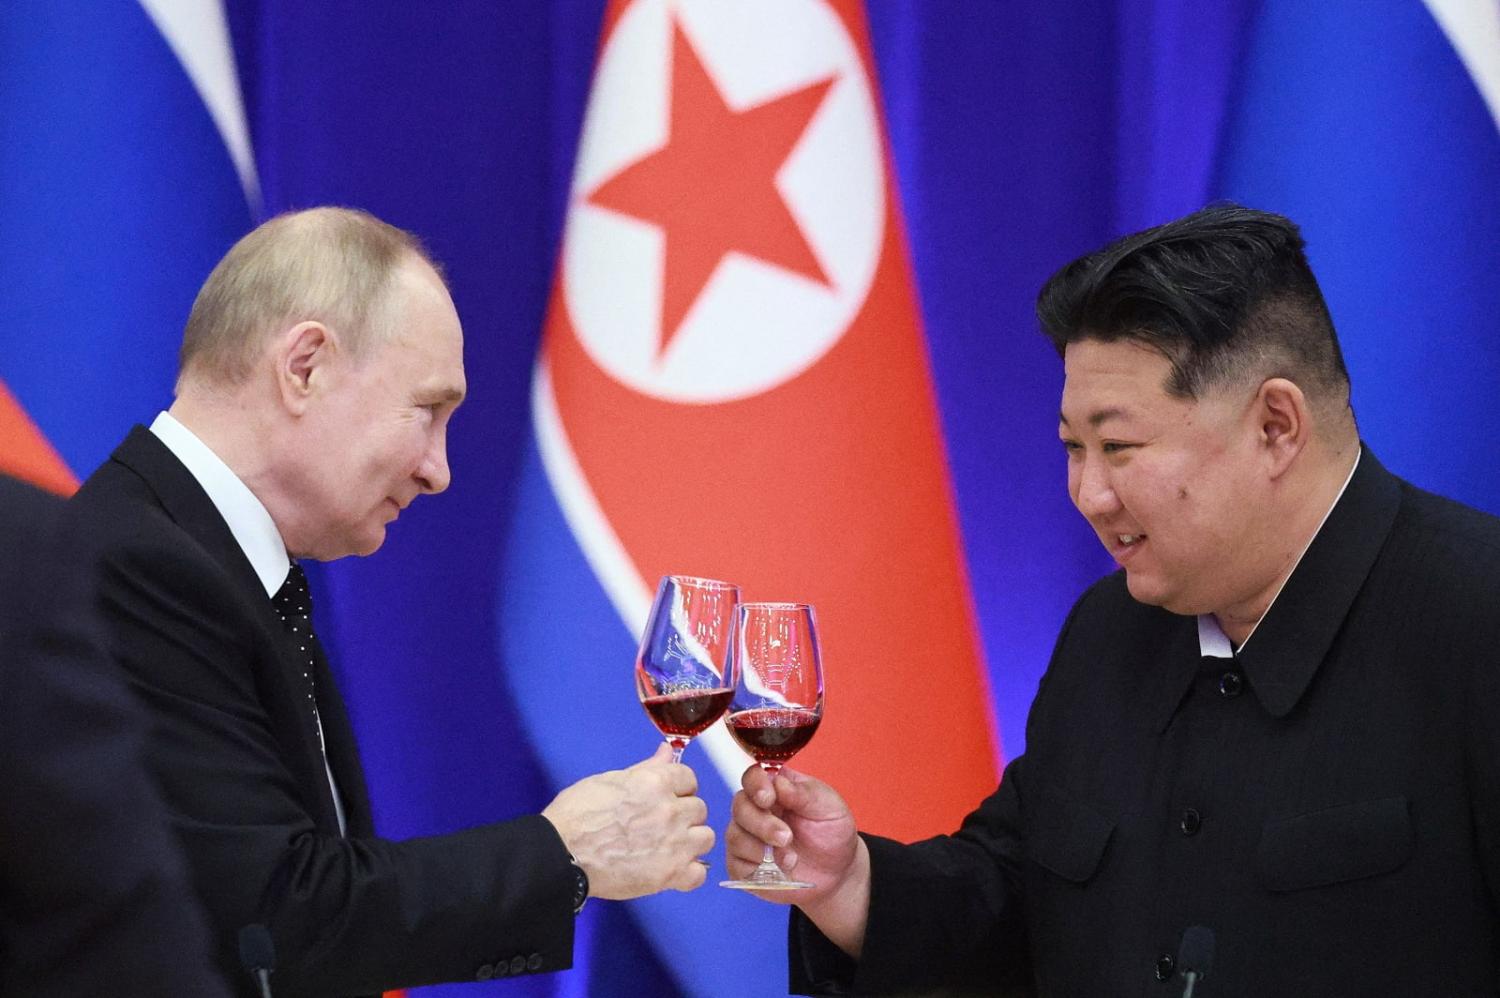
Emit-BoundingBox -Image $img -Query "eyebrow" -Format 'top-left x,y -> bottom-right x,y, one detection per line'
1058,407 -> 1129,429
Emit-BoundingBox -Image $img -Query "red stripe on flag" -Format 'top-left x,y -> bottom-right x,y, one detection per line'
0,379 -> 77,496
545,0 -> 998,841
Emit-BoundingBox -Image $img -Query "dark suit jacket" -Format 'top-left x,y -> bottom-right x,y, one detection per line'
792,449 -> 1500,996
70,428 -> 576,997
0,473 -> 230,995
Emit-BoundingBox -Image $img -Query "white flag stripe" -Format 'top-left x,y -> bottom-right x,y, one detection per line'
531,360 -> 753,788
137,0 -> 260,207
1424,0 -> 1500,134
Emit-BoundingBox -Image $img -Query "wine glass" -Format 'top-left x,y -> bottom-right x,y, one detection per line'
720,601 -> 824,890
635,575 -> 741,763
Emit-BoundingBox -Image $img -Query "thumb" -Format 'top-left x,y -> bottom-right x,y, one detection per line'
632,741 -> 675,768
775,770 -> 836,818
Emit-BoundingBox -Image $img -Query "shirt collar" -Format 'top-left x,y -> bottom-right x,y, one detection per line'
1198,449 -> 1362,658
1150,445 -> 1402,729
150,411 -> 290,597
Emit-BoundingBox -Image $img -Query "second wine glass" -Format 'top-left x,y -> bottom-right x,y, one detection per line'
720,601 -> 824,891
635,575 -> 741,763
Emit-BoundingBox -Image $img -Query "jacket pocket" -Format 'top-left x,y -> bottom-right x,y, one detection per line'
1257,795 -> 1413,892
1025,785 -> 1116,883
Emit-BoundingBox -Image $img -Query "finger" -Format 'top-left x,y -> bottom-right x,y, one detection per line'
687,824 -> 716,857
724,821 -> 768,864
673,859 -> 708,892
730,790 -> 793,846
676,794 -> 709,826
740,763 -> 774,806
662,761 -> 699,797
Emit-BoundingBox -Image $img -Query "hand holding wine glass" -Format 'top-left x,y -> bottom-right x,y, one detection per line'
636,575 -> 740,763
720,601 -> 824,890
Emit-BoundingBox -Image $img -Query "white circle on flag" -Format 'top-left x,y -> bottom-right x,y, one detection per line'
561,0 -> 887,404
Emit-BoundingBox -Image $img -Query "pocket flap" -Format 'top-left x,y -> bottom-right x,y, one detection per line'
1257,795 -> 1413,892
1026,786 -> 1115,883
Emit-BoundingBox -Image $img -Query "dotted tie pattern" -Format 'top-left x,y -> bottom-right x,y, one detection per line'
272,562 -> 325,751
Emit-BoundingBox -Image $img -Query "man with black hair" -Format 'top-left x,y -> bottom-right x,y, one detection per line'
728,204 -> 1500,995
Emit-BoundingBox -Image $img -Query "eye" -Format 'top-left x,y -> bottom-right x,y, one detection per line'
1101,441 -> 1135,455
1060,439 -> 1082,456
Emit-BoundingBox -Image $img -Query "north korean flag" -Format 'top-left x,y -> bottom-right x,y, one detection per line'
498,1 -> 1000,992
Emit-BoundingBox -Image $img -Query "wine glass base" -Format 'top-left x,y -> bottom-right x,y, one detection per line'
719,878 -> 813,890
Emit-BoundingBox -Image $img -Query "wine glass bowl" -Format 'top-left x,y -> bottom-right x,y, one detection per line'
721,601 -> 824,891
635,575 -> 741,762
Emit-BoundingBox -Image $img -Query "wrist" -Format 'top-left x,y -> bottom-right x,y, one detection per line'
567,853 -> 590,915
797,836 -> 871,959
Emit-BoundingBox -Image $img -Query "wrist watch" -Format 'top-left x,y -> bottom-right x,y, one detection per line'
568,854 -> 589,915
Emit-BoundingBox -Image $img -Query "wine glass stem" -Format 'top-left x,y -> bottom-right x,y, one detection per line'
760,762 -> 782,866
668,738 -> 686,764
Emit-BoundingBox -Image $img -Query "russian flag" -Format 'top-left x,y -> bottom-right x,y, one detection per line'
0,0 -> 255,491
1213,0 -> 1500,515
499,1 -> 999,993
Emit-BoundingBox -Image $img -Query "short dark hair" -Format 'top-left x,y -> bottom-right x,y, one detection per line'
1036,204 -> 1350,407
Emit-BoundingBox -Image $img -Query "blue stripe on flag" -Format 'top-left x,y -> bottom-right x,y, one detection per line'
498,432 -> 787,998
0,0 -> 251,476
1215,0 -> 1500,514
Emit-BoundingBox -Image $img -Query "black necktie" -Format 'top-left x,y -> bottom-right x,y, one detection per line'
272,563 -> 324,749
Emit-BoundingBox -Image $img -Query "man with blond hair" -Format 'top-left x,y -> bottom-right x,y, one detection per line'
72,207 -> 713,996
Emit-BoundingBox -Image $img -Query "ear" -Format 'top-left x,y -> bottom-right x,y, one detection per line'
274,321 -> 338,416
1253,377 -> 1310,478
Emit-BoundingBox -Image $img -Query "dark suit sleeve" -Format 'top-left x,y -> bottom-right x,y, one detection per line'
788,776 -> 1030,997
786,591 -> 1091,996
88,523 -> 575,995
1466,602 -> 1500,920
786,585 -> 1104,996
0,480 -> 231,996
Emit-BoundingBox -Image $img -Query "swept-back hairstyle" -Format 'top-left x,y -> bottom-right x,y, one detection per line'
1036,204 -> 1350,408
178,206 -> 441,388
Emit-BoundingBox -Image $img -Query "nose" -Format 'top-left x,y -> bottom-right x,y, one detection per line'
1070,452 -> 1119,520
416,426 -> 451,495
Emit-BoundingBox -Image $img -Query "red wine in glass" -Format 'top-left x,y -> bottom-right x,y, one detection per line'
635,575 -> 740,762
720,602 -> 824,891
643,688 -> 736,741
725,707 -> 821,768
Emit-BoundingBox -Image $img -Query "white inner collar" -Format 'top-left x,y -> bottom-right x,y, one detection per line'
1198,449 -> 1362,658
150,411 -> 290,597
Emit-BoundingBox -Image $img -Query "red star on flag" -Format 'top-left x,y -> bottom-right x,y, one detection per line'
586,19 -> 838,361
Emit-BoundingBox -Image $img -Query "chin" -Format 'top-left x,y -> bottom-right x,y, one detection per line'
1123,571 -> 1175,610
350,526 -> 388,558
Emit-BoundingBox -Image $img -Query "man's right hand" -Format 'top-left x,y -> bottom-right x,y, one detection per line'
542,742 -> 713,900
726,765 -> 871,959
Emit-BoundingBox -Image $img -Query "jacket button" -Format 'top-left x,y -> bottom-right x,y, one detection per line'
493,959 -> 509,978
509,955 -> 527,975
527,953 -> 544,971
1155,953 -> 1175,981
1179,807 -> 1202,836
1218,671 -> 1244,698
475,964 -> 494,981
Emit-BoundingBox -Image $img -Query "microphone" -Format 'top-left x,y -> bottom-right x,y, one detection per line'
238,924 -> 276,998
1177,925 -> 1214,998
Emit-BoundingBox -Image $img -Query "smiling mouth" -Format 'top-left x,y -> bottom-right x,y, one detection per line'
1108,532 -> 1147,561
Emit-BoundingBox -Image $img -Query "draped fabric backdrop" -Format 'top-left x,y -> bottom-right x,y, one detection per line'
2,2 -> 1497,996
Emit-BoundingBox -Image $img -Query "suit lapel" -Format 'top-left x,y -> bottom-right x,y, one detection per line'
110,426 -> 357,834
